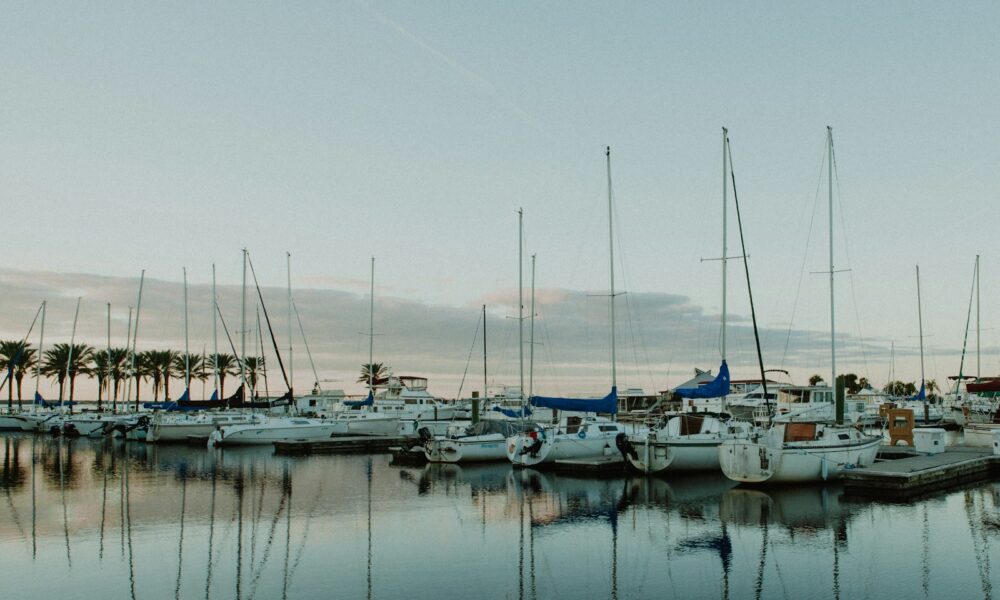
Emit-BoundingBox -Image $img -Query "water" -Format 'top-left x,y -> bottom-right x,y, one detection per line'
0,433 -> 997,600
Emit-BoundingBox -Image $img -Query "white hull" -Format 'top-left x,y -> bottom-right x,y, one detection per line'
963,423 -> 1000,447
719,435 -> 881,483
329,415 -> 399,436
0,415 -> 28,430
507,427 -> 624,467
220,420 -> 340,445
147,422 -> 221,442
628,437 -> 732,474
425,434 -> 508,463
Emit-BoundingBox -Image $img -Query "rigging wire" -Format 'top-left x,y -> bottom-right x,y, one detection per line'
455,310 -> 482,399
780,138 -> 828,371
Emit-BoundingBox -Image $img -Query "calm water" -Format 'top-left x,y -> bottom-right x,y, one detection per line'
0,433 -> 997,600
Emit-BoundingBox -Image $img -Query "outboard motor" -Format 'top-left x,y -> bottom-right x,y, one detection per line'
417,427 -> 434,444
48,425 -> 62,437
615,432 -> 637,460
62,423 -> 81,437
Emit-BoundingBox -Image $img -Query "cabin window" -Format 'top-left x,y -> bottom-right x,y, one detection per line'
598,425 -> 617,432
784,422 -> 817,442
679,415 -> 703,436
565,416 -> 582,434
838,433 -> 851,440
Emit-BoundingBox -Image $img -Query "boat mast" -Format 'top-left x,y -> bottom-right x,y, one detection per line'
287,251 -> 293,396
368,257 -> 375,396
827,127 -> 836,394
529,254 -> 536,399
212,264 -> 220,398
64,297 -> 81,414
106,303 -> 111,412
518,208 -> 525,405
183,267 -> 190,395
482,304 -> 487,400
131,270 -> 145,412
916,264 -> 928,422
721,128 -> 728,363
976,254 -> 980,380
33,301 -> 46,414
239,249 -> 248,392
606,147 -> 617,392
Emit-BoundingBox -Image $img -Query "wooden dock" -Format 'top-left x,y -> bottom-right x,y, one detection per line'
842,446 -> 999,499
553,455 -> 627,474
273,435 -> 411,456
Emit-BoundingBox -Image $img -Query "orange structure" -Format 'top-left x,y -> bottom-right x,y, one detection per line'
887,408 -> 915,446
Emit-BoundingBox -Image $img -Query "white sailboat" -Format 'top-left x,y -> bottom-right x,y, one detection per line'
624,129 -> 755,475
507,148 -> 632,467
719,128 -> 881,484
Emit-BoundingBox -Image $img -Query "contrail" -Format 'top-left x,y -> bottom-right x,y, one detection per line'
350,0 -> 548,135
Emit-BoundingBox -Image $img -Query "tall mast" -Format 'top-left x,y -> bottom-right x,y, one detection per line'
916,266 -> 926,382
721,128 -> 728,361
529,254 -> 536,399
212,264 -> 220,397
239,249 -> 248,390
518,208 -> 524,402
606,147 -> 617,390
124,307 -> 133,411
976,254 -> 981,380
368,257 -> 375,395
106,303 -> 111,411
64,297 -> 81,413
130,270 -> 145,411
827,127 -> 836,391
183,267 -> 190,393
33,301 -> 46,413
482,304 -> 487,399
287,252 -> 293,395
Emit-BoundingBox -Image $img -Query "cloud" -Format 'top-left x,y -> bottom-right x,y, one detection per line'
0,268 -> 964,401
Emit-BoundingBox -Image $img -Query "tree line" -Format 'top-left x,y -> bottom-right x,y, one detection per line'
0,339 -> 269,410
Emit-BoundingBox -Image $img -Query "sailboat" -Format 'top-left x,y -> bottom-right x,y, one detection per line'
424,237 -> 541,463
506,148 -> 634,467
719,128 -> 881,484
623,129 -> 756,474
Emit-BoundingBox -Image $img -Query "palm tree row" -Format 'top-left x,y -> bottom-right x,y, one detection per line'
0,339 -> 267,410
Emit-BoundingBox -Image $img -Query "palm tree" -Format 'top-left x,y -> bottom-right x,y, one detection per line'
131,350 -> 156,407
208,353 -> 239,398
157,350 -> 181,401
91,351 -> 112,411
808,374 -> 824,386
106,347 -> 130,411
40,343 -> 93,403
858,377 -> 871,391
171,353 -> 207,396
0,340 -> 31,410
243,356 -> 265,397
13,348 -> 37,409
357,363 -> 389,386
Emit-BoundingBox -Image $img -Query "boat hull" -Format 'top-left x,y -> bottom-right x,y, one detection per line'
425,434 -> 508,463
219,423 -> 341,445
719,437 -> 881,483
506,430 -> 621,467
627,437 -> 731,474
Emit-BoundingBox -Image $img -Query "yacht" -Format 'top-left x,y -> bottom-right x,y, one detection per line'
621,412 -> 756,474
424,419 -> 533,463
218,416 -> 341,445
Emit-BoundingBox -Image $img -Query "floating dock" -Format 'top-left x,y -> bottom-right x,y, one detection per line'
552,455 -> 626,474
273,435 -> 411,455
843,446 -> 999,499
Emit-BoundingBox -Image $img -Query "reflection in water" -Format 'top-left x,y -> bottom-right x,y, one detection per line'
1,433 -> 998,599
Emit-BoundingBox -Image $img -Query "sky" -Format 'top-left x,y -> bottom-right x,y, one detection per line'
1,2 -> 998,398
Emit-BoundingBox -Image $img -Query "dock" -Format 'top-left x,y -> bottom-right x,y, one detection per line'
842,446 -> 999,499
553,455 -> 627,475
273,435 -> 411,456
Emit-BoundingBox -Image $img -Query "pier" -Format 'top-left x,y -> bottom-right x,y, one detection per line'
273,435 -> 411,455
842,446 -> 999,499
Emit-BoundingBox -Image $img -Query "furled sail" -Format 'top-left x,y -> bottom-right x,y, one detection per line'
910,382 -> 926,401
344,390 -> 374,408
674,361 -> 730,399
530,387 -> 618,414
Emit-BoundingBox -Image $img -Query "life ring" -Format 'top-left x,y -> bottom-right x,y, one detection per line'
577,430 -> 587,439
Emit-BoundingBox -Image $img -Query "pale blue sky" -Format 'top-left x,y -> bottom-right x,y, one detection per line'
1,2 -> 998,390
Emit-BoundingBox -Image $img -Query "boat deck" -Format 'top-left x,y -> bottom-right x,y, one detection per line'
842,445 -> 998,499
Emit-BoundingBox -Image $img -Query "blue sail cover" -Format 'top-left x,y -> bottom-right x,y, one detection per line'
344,391 -> 374,408
35,391 -> 76,409
210,390 -> 218,401
530,387 -> 618,414
674,361 -> 731,399
910,382 -> 926,401
177,389 -> 190,402
491,405 -> 532,418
